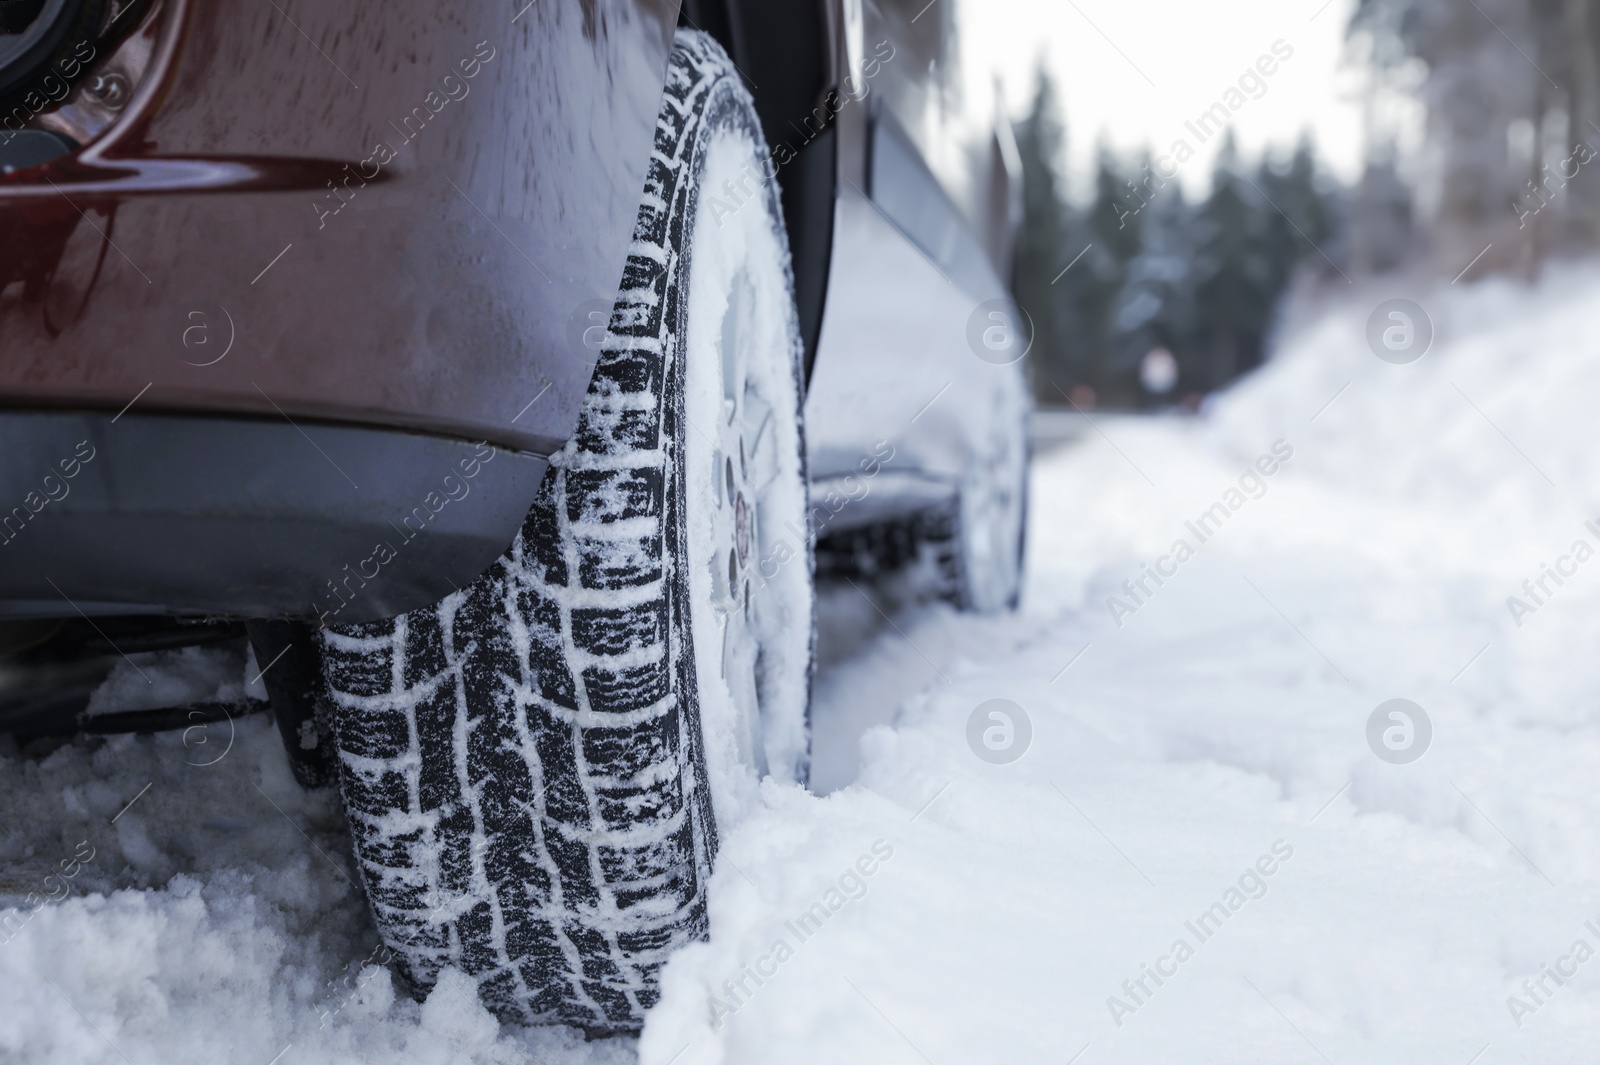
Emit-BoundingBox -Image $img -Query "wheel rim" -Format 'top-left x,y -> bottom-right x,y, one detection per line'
708,267 -> 772,774
681,130 -> 812,794
958,397 -> 1028,611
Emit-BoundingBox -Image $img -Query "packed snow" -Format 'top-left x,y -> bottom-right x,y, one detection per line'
7,266 -> 1600,1063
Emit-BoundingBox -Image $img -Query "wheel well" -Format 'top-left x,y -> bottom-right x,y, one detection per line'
678,0 -> 836,384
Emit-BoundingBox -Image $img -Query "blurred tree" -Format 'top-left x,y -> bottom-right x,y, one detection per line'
1068,145 -> 1143,401
1011,64 -> 1081,400
1190,135 -> 1277,389
1012,78 -> 1359,406
1560,0 -> 1600,244
1258,136 -> 1337,279
1110,184 -> 1194,401
1348,0 -> 1600,272
1350,147 -> 1415,274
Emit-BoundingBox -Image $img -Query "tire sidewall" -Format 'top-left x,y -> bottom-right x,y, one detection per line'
672,66 -> 816,821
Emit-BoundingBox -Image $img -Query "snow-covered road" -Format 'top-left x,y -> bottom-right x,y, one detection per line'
7,269 -> 1600,1064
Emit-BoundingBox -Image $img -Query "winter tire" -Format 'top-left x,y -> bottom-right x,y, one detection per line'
816,404 -> 1028,613
318,30 -> 813,1034
938,404 -> 1029,613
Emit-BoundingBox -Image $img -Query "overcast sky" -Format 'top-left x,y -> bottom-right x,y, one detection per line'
962,0 -> 1369,199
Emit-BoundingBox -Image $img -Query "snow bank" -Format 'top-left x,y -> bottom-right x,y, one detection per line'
0,714 -> 635,1065
1211,264 -> 1600,560
10,264 -> 1600,1062
638,264 -> 1600,1063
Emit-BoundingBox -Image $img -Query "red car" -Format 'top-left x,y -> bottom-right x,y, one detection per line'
0,0 -> 1028,1031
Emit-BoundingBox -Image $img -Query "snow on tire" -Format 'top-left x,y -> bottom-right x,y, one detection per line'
943,390 -> 1029,613
319,31 -> 812,1034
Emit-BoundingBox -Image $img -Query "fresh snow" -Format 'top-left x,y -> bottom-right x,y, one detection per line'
7,266 -> 1600,1062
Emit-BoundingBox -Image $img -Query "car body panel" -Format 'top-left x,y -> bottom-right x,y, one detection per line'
0,0 -> 676,457
850,0 -> 1020,281
0,0 -> 1024,627
803,188 -> 1020,502
0,411 -> 548,621
802,0 -> 1026,507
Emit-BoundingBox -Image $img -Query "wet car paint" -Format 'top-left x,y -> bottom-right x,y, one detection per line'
0,0 -> 676,458
0,0 -> 1028,625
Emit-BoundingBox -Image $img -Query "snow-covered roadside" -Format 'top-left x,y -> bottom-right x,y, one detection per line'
0,708 -> 639,1065
7,265 -> 1600,1063
643,264 -> 1600,1064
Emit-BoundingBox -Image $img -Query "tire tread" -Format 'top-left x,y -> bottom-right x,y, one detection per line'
322,32 -> 755,1032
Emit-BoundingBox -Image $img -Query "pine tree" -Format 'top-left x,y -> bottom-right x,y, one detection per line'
1067,145 -> 1143,400
1011,65 -> 1079,399
1110,184 -> 1194,401
1258,136 -> 1336,281
1190,134 -> 1277,388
